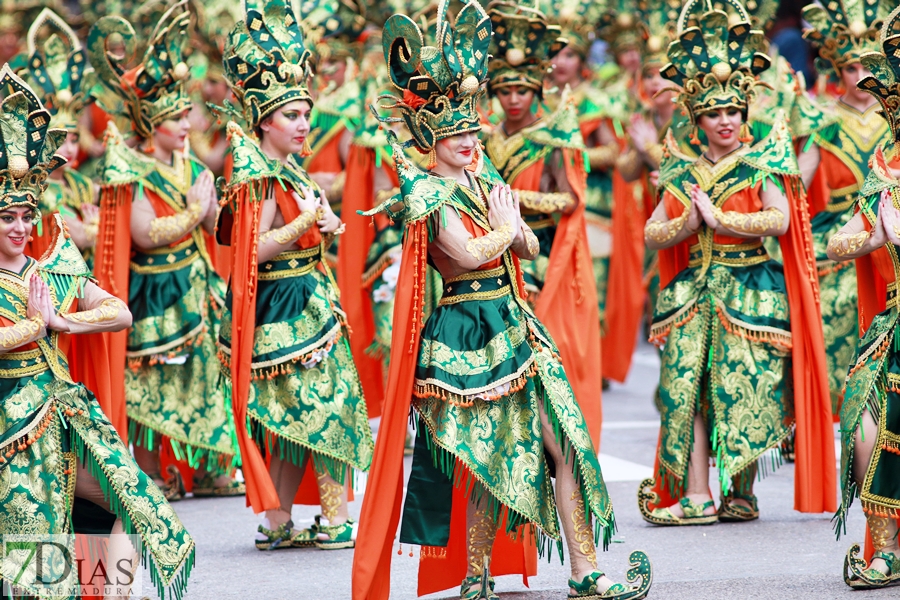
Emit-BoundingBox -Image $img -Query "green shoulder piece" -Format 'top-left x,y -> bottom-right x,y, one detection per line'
39,214 -> 92,300
224,121 -> 283,188
97,122 -> 154,187
657,129 -> 694,190
738,112 -> 800,177
814,117 -> 841,147
525,90 -> 585,150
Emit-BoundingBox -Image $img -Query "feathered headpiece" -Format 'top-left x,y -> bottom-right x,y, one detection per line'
660,0 -> 770,126
803,0 -> 894,74
379,0 -> 491,153
300,0 -> 368,63
856,4 -> 900,146
24,8 -> 92,131
547,0 -> 600,58
223,0 -> 314,129
487,1 -> 566,95
84,0 -> 192,141
0,64 -> 66,212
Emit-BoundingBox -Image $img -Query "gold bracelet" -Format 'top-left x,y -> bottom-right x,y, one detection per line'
711,206 -> 784,235
67,297 -> 125,324
0,315 -> 44,350
523,226 -> 540,256
586,144 -> 617,169
645,211 -> 689,244
517,189 -> 575,214
827,230 -> 869,257
646,143 -> 664,169
260,209 -> 320,245
465,223 -> 512,261
148,202 -> 203,244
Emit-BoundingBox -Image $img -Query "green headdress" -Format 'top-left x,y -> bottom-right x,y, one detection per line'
660,0 -> 770,127
84,0 -> 192,141
547,0 -> 600,58
803,0 -> 894,74
598,1 -> 648,57
487,1 -> 566,95
24,8 -> 92,131
300,0 -> 368,63
856,5 -> 900,146
639,0 -> 685,70
192,1 -> 243,82
380,0 -> 491,152
0,64 -> 66,213
223,0 -> 314,129
682,0 -> 778,31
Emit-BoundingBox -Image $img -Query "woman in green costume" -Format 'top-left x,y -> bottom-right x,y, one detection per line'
217,0 -> 373,551
352,3 -> 651,600
0,64 -> 194,600
637,2 -> 835,525
799,0 -> 894,414
86,3 -> 242,500
824,7 -> 900,588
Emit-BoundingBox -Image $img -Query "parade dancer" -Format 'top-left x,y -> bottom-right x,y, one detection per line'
217,0 -> 374,550
352,3 -> 651,599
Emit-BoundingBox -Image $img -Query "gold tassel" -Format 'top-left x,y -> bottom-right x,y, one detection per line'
425,146 -> 437,170
739,122 -> 753,143
299,136 -> 313,157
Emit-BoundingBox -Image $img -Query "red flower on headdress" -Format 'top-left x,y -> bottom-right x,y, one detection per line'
402,89 -> 427,109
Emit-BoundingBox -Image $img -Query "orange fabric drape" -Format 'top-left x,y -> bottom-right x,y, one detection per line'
650,179 -> 835,513
532,150 -> 603,448
306,133 -> 344,174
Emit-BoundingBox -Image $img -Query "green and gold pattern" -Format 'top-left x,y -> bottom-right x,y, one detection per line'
0,232 -> 193,599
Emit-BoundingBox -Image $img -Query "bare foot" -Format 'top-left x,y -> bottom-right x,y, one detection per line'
664,493 -> 716,518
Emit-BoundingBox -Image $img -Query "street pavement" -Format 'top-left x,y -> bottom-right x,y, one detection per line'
151,342 -> 897,599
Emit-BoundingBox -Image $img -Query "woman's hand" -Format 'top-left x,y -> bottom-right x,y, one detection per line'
692,185 -> 719,229
628,115 -> 657,154
187,171 -> 215,217
316,190 -> 343,233
879,190 -> 898,246
27,275 -> 67,332
294,184 -> 320,215
487,185 -> 519,233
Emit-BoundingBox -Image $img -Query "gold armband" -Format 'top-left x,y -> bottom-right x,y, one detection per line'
615,148 -> 641,175
645,211 -> 689,244
645,143 -> 664,169
586,144 -> 617,169
465,223 -> 512,261
712,207 -> 784,235
827,230 -> 869,257
66,298 -> 125,325
523,226 -> 540,256
517,189 -> 575,214
148,202 -> 203,244
0,315 -> 43,350
260,209 -> 320,245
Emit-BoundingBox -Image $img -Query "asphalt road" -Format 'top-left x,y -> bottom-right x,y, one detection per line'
144,342 -> 897,600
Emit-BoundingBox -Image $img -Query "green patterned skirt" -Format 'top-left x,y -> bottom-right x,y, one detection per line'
219,250 -> 373,484
835,304 -> 900,531
650,243 -> 793,494
0,368 -> 194,599
811,204 -> 859,414
399,263 -> 614,554
126,242 -> 235,469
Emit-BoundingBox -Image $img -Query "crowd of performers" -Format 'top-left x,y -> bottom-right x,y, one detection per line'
0,0 -> 899,598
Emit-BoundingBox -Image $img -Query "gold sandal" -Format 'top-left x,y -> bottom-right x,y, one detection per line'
718,492 -> 758,522
845,544 -> 900,589
637,479 -> 717,526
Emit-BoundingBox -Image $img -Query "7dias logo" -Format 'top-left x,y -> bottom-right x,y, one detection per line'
2,534 -> 143,597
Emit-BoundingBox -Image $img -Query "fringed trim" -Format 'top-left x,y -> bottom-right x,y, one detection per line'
0,400 -> 67,466
710,418 -> 790,495
71,421 -> 195,600
713,303 -> 792,351
817,259 -> 852,278
881,438 -> 900,455
218,328 -> 343,381
413,362 -> 538,407
848,332 -> 892,378
419,545 -> 448,560
127,328 -> 206,371
648,301 -> 699,347
128,419 -> 239,471
249,415 -> 353,486
861,500 -> 900,519
361,250 -> 400,289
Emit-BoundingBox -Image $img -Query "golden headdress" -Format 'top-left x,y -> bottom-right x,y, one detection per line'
84,0 -> 192,141
856,4 -> 900,146
0,64 -> 66,212
640,0 -> 686,70
223,0 -> 314,129
660,0 -> 770,126
192,0 -> 242,82
379,0 -> 491,152
486,1 -> 566,95
300,0 -> 368,63
24,9 -> 92,131
547,0 -> 602,58
598,1 -> 648,57
803,0 -> 895,73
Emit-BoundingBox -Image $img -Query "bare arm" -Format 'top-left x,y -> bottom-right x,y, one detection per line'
825,191 -> 899,261
797,142 -> 821,191
130,171 -> 216,251
64,282 -> 132,334
255,186 -> 320,264
694,182 -> 790,239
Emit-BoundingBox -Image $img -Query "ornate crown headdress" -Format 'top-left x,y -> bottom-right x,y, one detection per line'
300,0 -> 368,63
192,0 -> 243,82
803,0 -> 894,74
547,0 -> 600,58
486,1 -> 566,95
639,0 -> 685,70
84,0 -> 192,141
0,64 -> 66,213
379,0 -> 491,155
222,0 -> 314,129
24,9 -> 92,131
598,1 -> 648,57
856,5 -> 900,146
660,0 -> 770,127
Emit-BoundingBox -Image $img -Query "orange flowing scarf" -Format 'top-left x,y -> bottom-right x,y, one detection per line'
651,178 -> 836,513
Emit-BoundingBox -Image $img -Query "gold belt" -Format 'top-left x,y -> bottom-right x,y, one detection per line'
825,191 -> 858,213
888,282 -> 898,310
439,266 -> 512,305
130,238 -> 199,274
687,241 -> 769,268
258,246 -> 321,280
